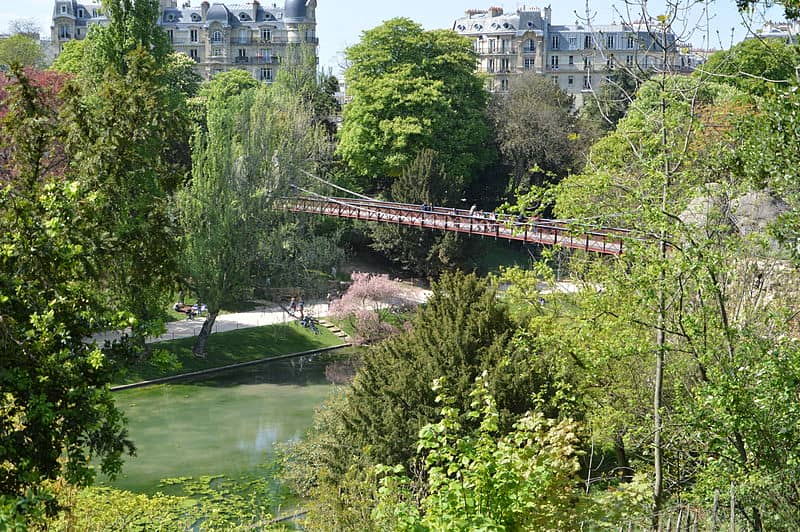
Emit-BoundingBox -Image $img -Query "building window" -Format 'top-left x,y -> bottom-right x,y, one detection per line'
212,47 -> 223,57
568,75 -> 574,85
607,57 -> 615,69
550,55 -> 558,68
569,36 -> 577,47
552,75 -> 559,84
568,55 -> 574,65
238,48 -> 246,57
261,28 -> 271,42
500,58 -> 510,72
260,67 -> 272,81
60,4 -> 67,14
524,58 -> 535,69
189,49 -> 198,61
500,78 -> 509,91
551,35 -> 559,48
606,35 -> 615,49
58,25 -> 70,38
525,39 -> 535,52
76,28 -> 81,37
78,8 -> 84,17
488,39 -> 496,53
487,58 -> 495,73
190,29 -> 198,42
628,35 -> 635,48
584,35 -> 592,49
238,29 -> 248,44
211,30 -> 223,43
501,39 -> 510,52
166,29 -> 174,43
583,75 -> 591,89
191,13 -> 201,21
626,55 -> 634,66
583,57 -> 590,69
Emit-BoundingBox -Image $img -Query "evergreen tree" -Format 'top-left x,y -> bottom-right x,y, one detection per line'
344,271 -> 550,468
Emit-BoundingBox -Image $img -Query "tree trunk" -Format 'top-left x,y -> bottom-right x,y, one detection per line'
614,433 -> 633,482
192,309 -> 218,358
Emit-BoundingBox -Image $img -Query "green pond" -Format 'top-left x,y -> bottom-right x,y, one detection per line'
102,351 -> 351,494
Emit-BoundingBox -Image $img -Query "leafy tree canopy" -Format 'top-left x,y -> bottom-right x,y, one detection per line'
49,38 -> 88,74
197,68 -> 260,104
0,66 -> 134,523
338,18 -> 492,185
698,37 -> 800,96
84,0 -> 170,77
0,34 -> 44,69
342,271 -> 554,468
490,73 -> 587,193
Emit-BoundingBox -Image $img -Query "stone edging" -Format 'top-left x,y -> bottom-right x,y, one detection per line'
110,343 -> 352,392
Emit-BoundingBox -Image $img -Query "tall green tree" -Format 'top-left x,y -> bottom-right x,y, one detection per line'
490,73 -> 586,193
698,37 -> 800,96
545,69 -> 800,528
61,48 -> 185,342
0,34 -> 44,69
0,66 -> 133,524
84,0 -> 170,77
178,83 -> 318,356
49,39 -> 88,74
338,18 -> 492,188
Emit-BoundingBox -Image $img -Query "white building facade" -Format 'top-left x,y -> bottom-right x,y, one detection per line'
51,0 -> 318,81
453,6 -> 689,105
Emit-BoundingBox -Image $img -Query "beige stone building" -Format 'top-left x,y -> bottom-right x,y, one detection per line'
51,0 -> 318,81
453,6 -> 689,105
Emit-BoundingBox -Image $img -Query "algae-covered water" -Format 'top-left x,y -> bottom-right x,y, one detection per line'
103,352 -> 347,493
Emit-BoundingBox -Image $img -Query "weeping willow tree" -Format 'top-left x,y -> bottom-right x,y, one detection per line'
178,82 -> 318,357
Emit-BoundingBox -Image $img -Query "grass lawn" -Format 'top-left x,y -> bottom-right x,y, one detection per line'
115,322 -> 345,385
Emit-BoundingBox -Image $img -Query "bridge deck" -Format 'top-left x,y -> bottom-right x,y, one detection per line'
285,197 -> 631,256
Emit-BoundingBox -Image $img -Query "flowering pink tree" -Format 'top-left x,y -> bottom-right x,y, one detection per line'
329,272 -> 417,344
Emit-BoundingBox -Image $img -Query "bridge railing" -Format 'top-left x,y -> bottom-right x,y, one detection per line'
283,196 -> 637,256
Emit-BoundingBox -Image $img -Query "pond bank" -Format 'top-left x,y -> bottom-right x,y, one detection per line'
111,343 -> 352,391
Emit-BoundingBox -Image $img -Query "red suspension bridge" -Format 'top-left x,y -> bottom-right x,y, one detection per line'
284,195 -> 639,256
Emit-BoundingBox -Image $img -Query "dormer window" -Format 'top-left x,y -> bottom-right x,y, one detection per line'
239,12 -> 251,21
78,8 -> 84,17
166,13 -> 175,22
60,4 -> 67,14
191,13 -> 201,21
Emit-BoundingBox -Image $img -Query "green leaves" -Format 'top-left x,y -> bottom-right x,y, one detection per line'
338,18 -> 491,182
372,376 -> 587,531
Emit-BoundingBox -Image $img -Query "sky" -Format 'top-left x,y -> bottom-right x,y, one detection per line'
1,0 -> 786,73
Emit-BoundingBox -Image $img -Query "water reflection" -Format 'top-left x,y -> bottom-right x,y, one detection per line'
105,351 -> 352,493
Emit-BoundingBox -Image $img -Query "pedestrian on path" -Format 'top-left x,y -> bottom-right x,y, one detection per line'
289,296 -> 297,314
299,298 -> 305,318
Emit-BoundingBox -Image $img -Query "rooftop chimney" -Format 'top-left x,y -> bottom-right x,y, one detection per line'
488,6 -> 503,17
201,1 -> 209,19
252,0 -> 259,20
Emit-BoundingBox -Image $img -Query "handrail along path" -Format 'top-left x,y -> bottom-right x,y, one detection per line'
284,196 -> 638,256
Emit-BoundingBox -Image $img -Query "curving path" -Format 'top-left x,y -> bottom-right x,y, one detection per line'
92,301 -> 329,345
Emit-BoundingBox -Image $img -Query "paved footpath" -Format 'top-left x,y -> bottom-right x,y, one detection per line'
93,301 -> 329,345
